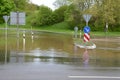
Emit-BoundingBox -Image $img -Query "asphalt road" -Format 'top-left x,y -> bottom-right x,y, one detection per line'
0,62 -> 120,80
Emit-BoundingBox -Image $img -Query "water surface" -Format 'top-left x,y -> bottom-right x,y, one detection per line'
0,31 -> 120,67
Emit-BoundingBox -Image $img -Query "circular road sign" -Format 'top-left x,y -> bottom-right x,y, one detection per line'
83,26 -> 90,33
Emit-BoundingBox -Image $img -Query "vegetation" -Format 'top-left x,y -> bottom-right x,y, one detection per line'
0,0 -> 14,23
0,0 -> 120,32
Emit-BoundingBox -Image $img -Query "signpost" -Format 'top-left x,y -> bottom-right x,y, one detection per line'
3,16 -> 9,30
83,26 -> 90,42
105,22 -> 108,34
10,12 -> 26,38
83,14 -> 92,43
74,14 -> 96,49
10,12 -> 26,61
3,15 -> 9,64
10,12 -> 25,25
3,16 -> 9,23
83,14 -> 92,26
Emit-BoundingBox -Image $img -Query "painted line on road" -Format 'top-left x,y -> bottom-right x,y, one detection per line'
74,67 -> 120,70
68,76 -> 120,79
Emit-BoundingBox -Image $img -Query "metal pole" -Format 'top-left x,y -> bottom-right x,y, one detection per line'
3,15 -> 9,64
17,11 -> 19,38
5,21 -> 7,64
86,22 -> 88,26
16,11 -> 19,62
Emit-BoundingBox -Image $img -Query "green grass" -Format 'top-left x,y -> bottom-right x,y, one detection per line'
30,22 -> 74,34
0,22 -> 120,37
91,32 -> 120,37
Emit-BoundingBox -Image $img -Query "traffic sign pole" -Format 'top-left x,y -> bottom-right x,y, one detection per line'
83,14 -> 92,26
86,22 -> 88,26
83,14 -> 92,43
3,15 -> 9,64
3,16 -> 9,30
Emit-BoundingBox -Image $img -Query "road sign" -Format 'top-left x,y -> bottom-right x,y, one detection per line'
10,12 -> 26,25
83,14 -> 92,23
3,16 -> 9,23
83,26 -> 90,33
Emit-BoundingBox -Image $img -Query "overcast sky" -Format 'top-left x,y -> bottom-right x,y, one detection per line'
30,0 -> 56,10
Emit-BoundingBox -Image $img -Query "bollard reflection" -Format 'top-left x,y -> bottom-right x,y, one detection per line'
23,38 -> 25,52
32,35 -> 34,43
82,48 -> 89,66
74,45 -> 78,54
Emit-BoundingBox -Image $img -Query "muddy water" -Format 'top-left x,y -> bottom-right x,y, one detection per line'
0,31 -> 120,67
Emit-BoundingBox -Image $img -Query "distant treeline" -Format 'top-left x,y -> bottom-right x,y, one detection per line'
0,0 -> 120,31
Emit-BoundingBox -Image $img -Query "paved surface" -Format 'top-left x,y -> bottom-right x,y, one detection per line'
0,62 -> 120,80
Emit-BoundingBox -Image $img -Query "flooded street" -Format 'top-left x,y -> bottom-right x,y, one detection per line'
0,30 -> 120,80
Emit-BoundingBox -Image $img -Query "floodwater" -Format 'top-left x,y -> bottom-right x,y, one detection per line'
0,30 -> 119,67
0,30 -> 120,80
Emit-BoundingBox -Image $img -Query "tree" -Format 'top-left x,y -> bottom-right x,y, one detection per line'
0,0 -> 15,23
12,0 -> 29,11
69,0 -> 120,31
36,5 -> 53,26
92,0 -> 120,31
69,0 -> 94,12
53,0 -> 71,8
25,2 -> 39,15
64,4 -> 81,29
53,5 -> 68,23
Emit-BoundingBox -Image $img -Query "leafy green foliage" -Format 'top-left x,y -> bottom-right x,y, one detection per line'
68,0 -> 120,31
64,4 -> 81,29
53,5 -> 68,23
30,5 -> 68,26
0,0 -> 119,31
13,0 -> 28,11
88,0 -> 120,31
0,0 -> 15,23
33,5 -> 53,26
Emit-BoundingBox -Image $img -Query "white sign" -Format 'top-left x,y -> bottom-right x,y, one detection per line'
19,12 -> 25,25
10,12 -> 26,25
10,12 -> 17,25
3,16 -> 9,23
83,14 -> 92,23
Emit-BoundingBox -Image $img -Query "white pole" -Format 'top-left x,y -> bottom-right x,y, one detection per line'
16,11 -> 19,62
3,15 -> 9,64
5,21 -> 7,64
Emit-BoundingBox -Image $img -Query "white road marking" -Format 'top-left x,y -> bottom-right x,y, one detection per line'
68,76 -> 120,79
73,67 -> 120,70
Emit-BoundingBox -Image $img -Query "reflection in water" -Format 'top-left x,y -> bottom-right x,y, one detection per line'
23,38 -> 25,52
16,30 -> 19,62
0,31 -> 120,67
74,45 -> 78,54
0,50 -> 10,64
31,35 -> 34,43
23,30 -> 25,38
82,49 -> 89,66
